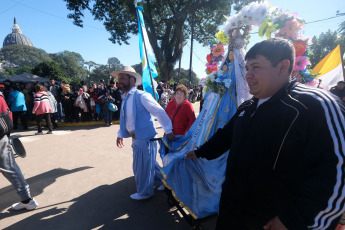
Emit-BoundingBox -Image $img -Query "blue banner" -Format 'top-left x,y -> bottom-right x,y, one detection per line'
136,5 -> 159,100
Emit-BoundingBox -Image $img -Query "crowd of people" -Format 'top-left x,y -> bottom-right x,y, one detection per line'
2,38 -> 345,229
0,78 -> 123,130
0,77 -> 203,134
0,65 -> 202,211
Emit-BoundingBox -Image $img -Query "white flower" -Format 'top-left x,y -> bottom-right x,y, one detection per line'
223,79 -> 232,88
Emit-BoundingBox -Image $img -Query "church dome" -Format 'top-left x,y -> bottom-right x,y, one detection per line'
3,18 -> 34,48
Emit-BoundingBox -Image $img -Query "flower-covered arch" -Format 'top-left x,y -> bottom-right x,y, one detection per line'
205,1 -> 319,91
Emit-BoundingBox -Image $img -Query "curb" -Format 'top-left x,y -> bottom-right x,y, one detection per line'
23,120 -> 120,127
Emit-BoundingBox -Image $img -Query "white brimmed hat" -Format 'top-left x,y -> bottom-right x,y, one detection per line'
110,66 -> 142,85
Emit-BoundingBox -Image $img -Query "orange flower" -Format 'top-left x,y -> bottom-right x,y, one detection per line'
206,54 -> 212,63
212,44 -> 225,57
293,41 -> 307,56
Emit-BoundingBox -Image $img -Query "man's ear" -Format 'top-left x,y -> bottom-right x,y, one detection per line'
130,77 -> 136,85
279,59 -> 290,75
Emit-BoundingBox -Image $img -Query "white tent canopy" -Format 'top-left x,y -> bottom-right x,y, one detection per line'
0,73 -> 49,83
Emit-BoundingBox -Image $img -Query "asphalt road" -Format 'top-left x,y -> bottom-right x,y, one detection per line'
0,102 -> 216,230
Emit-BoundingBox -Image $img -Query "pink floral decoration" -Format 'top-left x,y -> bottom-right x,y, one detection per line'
295,56 -> 309,70
277,19 -> 303,39
206,62 -> 218,68
212,44 -> 225,57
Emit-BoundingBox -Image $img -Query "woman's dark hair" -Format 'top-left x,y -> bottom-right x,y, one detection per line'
10,84 -> 19,91
245,38 -> 295,74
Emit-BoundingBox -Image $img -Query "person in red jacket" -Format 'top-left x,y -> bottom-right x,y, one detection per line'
165,84 -> 196,135
0,92 -> 38,210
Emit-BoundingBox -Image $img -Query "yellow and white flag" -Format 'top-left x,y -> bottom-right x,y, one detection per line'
312,45 -> 344,89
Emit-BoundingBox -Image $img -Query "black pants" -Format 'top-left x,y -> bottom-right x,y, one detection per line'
12,111 -> 28,129
62,102 -> 73,121
50,114 -> 58,128
36,113 -> 53,132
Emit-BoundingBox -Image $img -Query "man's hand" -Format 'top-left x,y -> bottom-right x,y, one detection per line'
185,151 -> 197,160
263,216 -> 288,230
165,132 -> 176,142
116,137 -> 124,148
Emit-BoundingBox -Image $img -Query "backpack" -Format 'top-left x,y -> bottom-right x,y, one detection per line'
0,110 -> 13,139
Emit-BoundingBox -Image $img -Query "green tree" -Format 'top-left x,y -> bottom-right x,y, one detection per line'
107,57 -> 123,74
50,51 -> 88,79
31,61 -> 64,80
63,0 -> 249,81
171,68 -> 199,85
89,65 -> 109,84
131,63 -> 142,77
84,61 -> 99,73
0,65 -> 34,78
0,45 -> 52,67
309,30 -> 345,67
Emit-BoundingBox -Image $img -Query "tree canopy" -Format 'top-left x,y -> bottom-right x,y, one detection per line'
0,66 -> 34,78
171,68 -> 199,85
88,65 -> 110,84
309,30 -> 345,68
64,0 -> 248,81
50,51 -> 88,79
107,57 -> 123,73
31,61 -> 64,80
0,45 -> 52,67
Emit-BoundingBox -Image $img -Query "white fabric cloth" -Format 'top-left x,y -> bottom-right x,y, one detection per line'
118,87 -> 173,138
219,37 -> 251,106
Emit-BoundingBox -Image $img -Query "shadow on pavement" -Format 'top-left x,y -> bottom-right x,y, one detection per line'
2,177 -> 190,230
0,167 -> 93,213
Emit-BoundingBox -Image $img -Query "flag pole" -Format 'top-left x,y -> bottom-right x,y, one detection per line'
135,3 -> 157,101
340,45 -> 345,81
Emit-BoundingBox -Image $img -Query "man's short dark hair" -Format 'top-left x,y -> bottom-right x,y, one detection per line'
245,38 -> 295,74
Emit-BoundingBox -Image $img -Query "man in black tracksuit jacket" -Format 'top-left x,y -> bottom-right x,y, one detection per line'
186,38 -> 345,230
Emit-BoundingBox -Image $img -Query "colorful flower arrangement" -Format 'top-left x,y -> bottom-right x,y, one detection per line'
205,1 -> 318,87
204,71 -> 229,95
205,31 -> 227,75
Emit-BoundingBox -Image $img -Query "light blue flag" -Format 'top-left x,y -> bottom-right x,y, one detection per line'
136,5 -> 159,100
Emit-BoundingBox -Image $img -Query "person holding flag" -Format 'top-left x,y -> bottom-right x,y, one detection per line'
135,4 -> 159,100
113,66 -> 175,200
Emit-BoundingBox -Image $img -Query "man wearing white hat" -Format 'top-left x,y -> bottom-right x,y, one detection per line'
112,66 -> 176,200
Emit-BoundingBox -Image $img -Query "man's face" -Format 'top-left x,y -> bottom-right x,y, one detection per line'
118,74 -> 132,92
245,55 -> 289,99
50,80 -> 55,86
337,83 -> 345,90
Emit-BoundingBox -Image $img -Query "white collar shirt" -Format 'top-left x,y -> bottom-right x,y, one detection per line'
117,86 -> 173,138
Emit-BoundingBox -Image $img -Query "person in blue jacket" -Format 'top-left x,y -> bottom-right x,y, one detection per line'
6,84 -> 28,130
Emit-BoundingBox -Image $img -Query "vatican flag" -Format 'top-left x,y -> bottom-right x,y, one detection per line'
312,45 -> 344,89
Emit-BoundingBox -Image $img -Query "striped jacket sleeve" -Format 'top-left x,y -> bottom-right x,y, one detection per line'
279,84 -> 345,230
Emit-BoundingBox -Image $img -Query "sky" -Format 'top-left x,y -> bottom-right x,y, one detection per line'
0,0 -> 345,81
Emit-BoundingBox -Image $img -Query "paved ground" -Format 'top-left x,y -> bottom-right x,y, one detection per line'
0,103 -> 216,230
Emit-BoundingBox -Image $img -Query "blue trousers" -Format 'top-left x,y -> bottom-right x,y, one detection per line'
103,109 -> 113,123
0,135 -> 31,201
131,139 -> 163,197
